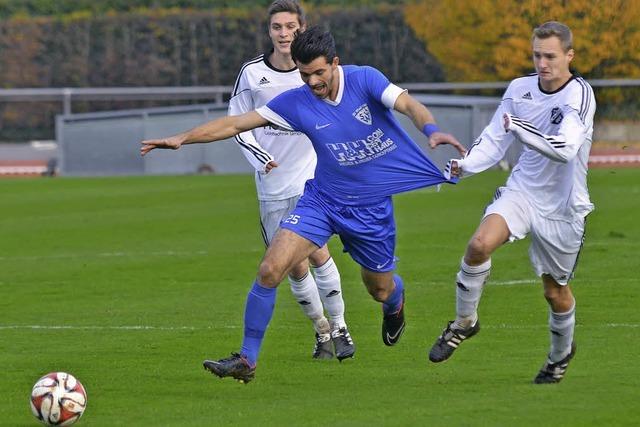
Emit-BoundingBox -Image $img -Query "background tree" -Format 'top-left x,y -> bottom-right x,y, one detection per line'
0,3 -> 439,140
404,0 -> 640,81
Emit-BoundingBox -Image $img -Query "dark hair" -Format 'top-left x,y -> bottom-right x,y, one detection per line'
532,21 -> 573,52
291,26 -> 336,65
268,0 -> 306,26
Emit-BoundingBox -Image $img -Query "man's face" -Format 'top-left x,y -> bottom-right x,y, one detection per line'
269,12 -> 302,56
533,36 -> 574,90
297,56 -> 339,99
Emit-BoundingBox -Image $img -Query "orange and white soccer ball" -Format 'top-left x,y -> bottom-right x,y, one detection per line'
30,372 -> 87,426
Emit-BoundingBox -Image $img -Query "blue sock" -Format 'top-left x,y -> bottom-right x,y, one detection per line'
383,274 -> 404,315
240,282 -> 277,366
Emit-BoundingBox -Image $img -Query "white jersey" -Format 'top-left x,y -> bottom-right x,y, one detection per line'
459,74 -> 596,220
229,53 -> 316,201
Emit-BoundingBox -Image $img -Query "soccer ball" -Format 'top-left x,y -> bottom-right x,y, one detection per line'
30,372 -> 87,426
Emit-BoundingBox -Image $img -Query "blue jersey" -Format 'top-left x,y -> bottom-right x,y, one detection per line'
257,65 -> 449,205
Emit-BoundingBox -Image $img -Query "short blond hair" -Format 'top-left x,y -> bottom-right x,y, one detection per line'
533,21 -> 573,52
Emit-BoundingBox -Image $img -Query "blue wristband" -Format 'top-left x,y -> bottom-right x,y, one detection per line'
422,123 -> 440,138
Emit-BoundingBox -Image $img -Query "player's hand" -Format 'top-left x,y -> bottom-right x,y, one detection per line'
140,136 -> 183,156
429,132 -> 467,156
265,160 -> 279,173
443,159 -> 462,179
503,113 -> 512,131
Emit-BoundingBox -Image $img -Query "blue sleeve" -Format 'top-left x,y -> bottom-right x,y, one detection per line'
265,89 -> 302,130
362,66 -> 392,104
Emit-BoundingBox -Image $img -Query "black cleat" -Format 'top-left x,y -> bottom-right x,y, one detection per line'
534,342 -> 576,384
203,353 -> 256,384
429,319 -> 480,362
382,291 -> 405,346
331,327 -> 355,361
312,333 -> 334,359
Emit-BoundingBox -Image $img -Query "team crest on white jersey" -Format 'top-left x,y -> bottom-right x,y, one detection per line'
550,107 -> 564,124
353,104 -> 372,125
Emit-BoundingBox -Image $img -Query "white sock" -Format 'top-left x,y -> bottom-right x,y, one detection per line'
312,258 -> 346,330
549,301 -> 575,362
453,258 -> 491,329
288,271 -> 330,335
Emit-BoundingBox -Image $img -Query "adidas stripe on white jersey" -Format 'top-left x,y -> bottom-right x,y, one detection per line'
229,53 -> 316,201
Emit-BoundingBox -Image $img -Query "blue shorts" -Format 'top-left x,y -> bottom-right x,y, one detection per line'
280,181 -> 396,272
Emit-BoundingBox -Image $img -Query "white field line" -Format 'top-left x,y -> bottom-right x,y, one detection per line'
419,277 -> 637,287
0,250 -> 210,261
416,279 -> 538,286
0,325 -> 230,331
0,239 -> 633,262
490,279 -> 537,286
1,278 -> 632,288
1,323 -> 637,331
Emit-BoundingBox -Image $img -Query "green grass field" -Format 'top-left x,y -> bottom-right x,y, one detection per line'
1,169 -> 639,426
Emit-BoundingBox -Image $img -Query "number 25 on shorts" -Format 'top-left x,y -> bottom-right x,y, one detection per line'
284,214 -> 301,225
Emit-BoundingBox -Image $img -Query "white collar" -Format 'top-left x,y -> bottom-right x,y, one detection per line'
322,66 -> 344,106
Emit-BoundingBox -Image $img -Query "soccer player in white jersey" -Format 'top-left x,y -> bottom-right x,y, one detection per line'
229,0 -> 354,361
428,21 -> 596,384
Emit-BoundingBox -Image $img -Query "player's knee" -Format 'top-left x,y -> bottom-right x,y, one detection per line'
258,260 -> 284,288
466,235 -> 493,262
366,284 -> 391,302
543,286 -> 557,304
543,281 -> 573,311
544,291 -> 572,312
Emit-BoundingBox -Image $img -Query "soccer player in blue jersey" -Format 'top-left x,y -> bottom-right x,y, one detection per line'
230,0 -> 354,362
141,26 -> 466,383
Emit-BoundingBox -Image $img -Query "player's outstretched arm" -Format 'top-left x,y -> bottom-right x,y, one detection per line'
140,111 -> 269,156
503,112 -> 584,163
393,92 -> 466,156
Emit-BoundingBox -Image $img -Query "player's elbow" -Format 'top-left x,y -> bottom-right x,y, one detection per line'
551,149 -> 575,163
548,136 -> 581,163
554,153 -> 569,163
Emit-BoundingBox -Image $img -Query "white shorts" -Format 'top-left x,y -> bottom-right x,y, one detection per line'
483,187 -> 586,285
259,195 -> 301,246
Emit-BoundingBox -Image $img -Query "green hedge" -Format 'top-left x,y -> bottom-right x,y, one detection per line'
0,4 -> 439,140
0,0 -> 409,18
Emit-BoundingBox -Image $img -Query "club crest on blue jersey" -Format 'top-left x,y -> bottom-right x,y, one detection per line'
353,103 -> 372,125
550,107 -> 564,124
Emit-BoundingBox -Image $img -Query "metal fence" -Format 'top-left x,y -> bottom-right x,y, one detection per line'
2,79 -> 638,114
57,103 -> 253,176
14,79 -> 640,176
56,94 -> 502,176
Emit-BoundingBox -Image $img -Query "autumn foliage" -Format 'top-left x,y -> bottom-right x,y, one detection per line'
404,0 -> 640,81
1,1 -> 639,140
